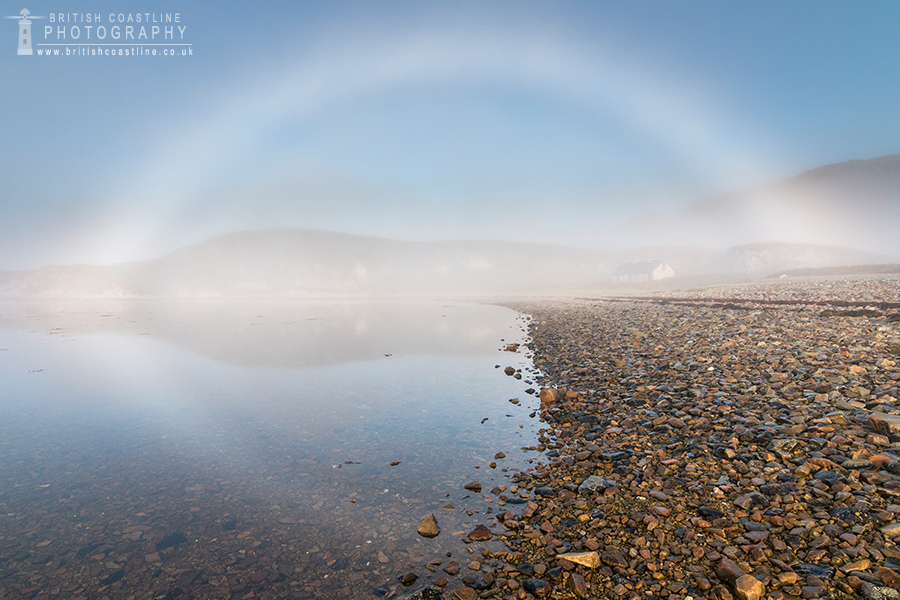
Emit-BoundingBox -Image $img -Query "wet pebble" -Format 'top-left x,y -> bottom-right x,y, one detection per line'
417,513 -> 440,538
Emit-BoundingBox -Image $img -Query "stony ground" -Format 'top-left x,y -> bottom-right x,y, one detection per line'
402,276 -> 900,600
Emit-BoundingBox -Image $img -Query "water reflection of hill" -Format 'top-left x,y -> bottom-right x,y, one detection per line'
0,300 -> 527,368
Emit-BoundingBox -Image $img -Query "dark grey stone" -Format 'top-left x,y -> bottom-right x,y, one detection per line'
858,582 -> 900,600
577,476 -> 617,494
793,563 -> 836,580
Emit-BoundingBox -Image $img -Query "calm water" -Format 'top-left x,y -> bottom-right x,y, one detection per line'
0,300 -> 541,599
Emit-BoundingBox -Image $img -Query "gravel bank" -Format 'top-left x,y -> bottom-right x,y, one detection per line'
418,277 -> 900,600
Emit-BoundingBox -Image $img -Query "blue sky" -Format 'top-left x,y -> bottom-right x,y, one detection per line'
1,0 -> 898,268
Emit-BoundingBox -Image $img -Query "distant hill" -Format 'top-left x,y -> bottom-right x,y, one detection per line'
724,242 -> 891,275
619,155 -> 900,256
766,264 -> 900,279
4,155 -> 897,298
0,229 -> 888,298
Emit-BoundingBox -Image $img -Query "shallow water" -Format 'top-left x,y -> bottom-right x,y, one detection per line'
0,300 -> 541,599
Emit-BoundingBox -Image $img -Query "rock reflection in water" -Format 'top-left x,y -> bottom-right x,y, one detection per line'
0,300 -> 540,599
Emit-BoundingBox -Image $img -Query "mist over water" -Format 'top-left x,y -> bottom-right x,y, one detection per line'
0,300 -> 541,598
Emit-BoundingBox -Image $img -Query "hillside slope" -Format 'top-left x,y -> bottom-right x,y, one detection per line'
0,230 -> 887,298
619,155 -> 900,254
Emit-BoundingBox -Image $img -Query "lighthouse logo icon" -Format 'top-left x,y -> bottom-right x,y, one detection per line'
5,8 -> 42,55
17,9 -> 32,55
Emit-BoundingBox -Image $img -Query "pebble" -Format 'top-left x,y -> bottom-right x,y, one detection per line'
735,574 -> 766,600
717,558 -> 747,584
452,587 -> 477,600
859,581 -> 900,600
567,571 -> 589,598
577,475 -> 617,494
539,388 -> 559,404
556,551 -> 601,568
417,513 -> 440,538
523,578 -> 551,597
467,524 -> 492,541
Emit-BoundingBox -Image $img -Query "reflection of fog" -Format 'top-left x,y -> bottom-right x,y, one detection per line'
0,300 -> 539,600
0,300 -> 528,367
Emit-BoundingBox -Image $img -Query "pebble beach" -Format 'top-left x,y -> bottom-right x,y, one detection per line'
406,275 -> 900,600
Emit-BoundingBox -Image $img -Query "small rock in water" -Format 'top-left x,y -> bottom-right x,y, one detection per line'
396,585 -> 444,600
417,513 -> 440,538
398,572 -> 418,586
75,542 -> 104,559
156,532 -> 188,550
504,366 -> 515,376
463,481 -> 482,493
467,524 -> 492,541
